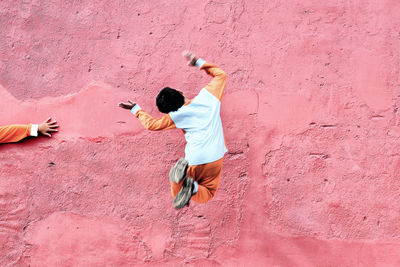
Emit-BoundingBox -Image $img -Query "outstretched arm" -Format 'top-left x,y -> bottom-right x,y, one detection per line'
183,51 -> 226,101
0,124 -> 32,143
0,117 -> 58,144
119,100 -> 176,131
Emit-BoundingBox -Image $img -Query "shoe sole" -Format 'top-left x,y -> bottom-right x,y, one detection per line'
174,177 -> 194,209
169,158 -> 188,183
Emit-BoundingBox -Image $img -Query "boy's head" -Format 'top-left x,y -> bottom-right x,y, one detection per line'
156,87 -> 185,113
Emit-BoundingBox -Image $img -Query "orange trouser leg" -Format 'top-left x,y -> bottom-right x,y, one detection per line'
170,158 -> 223,204
170,180 -> 184,197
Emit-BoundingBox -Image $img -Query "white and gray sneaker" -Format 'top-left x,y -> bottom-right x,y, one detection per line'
174,177 -> 194,209
169,158 -> 188,183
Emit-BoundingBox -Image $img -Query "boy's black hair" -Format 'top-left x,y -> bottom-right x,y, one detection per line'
156,87 -> 185,113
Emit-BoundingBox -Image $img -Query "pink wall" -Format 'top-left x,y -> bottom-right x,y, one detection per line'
1,0 -> 400,266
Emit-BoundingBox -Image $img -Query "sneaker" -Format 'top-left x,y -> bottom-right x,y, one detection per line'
169,158 -> 188,183
174,177 -> 194,209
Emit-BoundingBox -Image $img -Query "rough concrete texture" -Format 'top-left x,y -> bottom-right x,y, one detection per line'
1,0 -> 400,266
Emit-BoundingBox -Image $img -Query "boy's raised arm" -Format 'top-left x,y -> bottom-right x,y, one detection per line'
183,51 -> 226,101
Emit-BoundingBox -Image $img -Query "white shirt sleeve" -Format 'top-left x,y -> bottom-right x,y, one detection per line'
131,104 -> 142,115
30,124 -> 39,137
195,58 -> 206,68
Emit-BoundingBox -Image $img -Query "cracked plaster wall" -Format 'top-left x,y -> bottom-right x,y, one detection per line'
1,0 -> 400,266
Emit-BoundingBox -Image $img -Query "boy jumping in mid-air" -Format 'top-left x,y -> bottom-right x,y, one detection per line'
119,51 -> 227,209
0,117 -> 58,144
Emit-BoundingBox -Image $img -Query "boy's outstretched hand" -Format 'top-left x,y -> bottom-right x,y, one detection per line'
182,50 -> 197,66
119,100 -> 136,110
38,117 -> 58,137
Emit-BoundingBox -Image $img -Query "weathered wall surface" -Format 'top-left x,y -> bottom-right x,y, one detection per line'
1,0 -> 400,266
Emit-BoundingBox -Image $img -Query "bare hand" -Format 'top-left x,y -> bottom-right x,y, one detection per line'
119,100 -> 136,110
38,117 -> 59,137
182,50 -> 197,66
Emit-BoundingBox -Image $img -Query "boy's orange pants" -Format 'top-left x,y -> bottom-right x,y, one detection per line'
170,157 -> 223,203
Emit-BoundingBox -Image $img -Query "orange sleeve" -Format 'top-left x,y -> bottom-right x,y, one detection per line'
200,62 -> 226,101
135,110 -> 176,131
0,124 -> 31,144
